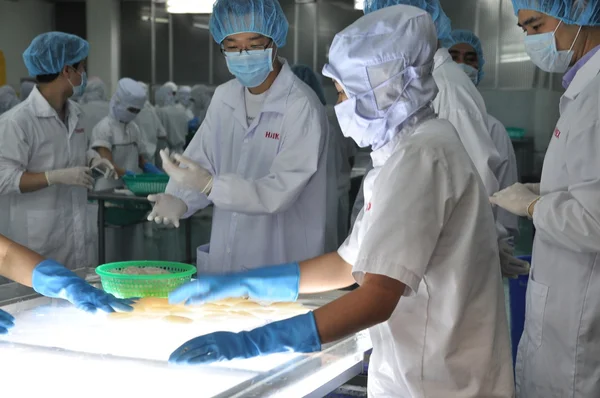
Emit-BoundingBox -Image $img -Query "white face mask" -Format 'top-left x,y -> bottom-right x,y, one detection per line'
459,63 -> 479,86
523,21 -> 581,73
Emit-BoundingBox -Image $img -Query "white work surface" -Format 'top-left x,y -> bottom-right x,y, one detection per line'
0,291 -> 371,398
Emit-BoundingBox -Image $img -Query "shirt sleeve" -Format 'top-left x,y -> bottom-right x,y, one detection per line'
165,103 -> 216,217
90,121 -> 113,151
208,99 -> 326,215
0,119 -> 29,195
350,146 -> 453,297
533,119 -> 600,253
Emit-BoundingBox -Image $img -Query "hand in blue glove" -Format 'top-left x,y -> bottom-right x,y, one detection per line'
169,312 -> 321,364
168,263 -> 300,305
32,260 -> 136,313
124,170 -> 136,177
188,117 -> 200,133
0,309 -> 15,335
142,163 -> 163,175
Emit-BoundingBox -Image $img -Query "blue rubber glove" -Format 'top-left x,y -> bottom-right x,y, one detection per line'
0,309 -> 15,335
32,260 -> 136,313
124,170 -> 136,177
188,117 -> 200,133
142,163 -> 163,175
169,263 -> 300,305
169,312 -> 321,364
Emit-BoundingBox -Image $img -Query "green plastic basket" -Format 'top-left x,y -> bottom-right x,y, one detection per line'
122,174 -> 170,196
507,127 -> 526,140
96,261 -> 196,298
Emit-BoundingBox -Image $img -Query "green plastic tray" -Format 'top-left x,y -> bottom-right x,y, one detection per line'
122,174 -> 169,196
96,261 -> 196,298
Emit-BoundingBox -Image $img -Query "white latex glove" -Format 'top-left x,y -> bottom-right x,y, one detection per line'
524,183 -> 541,195
45,167 -> 93,190
90,157 -> 117,180
147,193 -> 187,228
498,239 -> 530,278
489,183 -> 540,218
160,149 -> 213,194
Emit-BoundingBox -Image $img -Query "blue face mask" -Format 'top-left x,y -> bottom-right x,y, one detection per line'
69,69 -> 88,98
225,48 -> 275,88
459,64 -> 479,86
523,21 -> 581,74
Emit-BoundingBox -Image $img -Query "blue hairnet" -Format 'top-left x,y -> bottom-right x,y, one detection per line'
210,0 -> 289,48
23,32 -> 89,77
363,0 -> 452,42
444,29 -> 485,85
291,64 -> 327,106
511,0 -> 600,26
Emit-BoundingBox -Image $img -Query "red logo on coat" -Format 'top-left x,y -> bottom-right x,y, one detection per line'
265,131 -> 280,140
366,202 -> 372,212
554,128 -> 561,138
75,128 -> 85,134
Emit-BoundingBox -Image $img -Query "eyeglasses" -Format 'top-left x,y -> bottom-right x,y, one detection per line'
220,38 -> 273,55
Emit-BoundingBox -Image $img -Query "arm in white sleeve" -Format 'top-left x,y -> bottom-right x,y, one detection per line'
90,122 -> 113,152
165,106 -> 216,218
533,121 -> 600,252
208,99 -> 326,215
352,147 -> 449,296
0,120 -> 30,195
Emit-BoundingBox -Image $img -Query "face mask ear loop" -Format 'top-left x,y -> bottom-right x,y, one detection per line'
569,26 -> 583,52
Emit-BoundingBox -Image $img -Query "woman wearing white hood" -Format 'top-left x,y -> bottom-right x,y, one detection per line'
155,84 -> 188,154
90,78 -> 159,177
166,5 -> 514,397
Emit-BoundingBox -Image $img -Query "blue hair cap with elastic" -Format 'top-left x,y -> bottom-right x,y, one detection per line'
512,0 -> 600,26
363,0 -> 452,42
210,0 -> 289,48
444,29 -> 485,85
291,64 -> 327,106
23,32 -> 89,77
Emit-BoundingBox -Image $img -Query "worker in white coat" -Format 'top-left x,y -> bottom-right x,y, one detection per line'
364,0 -> 529,278
0,32 -> 112,270
166,7 -> 514,397
490,2 -> 600,396
0,86 -> 20,115
155,84 -> 188,154
137,82 -> 167,165
176,85 -> 195,120
446,29 -> 520,241
149,0 -> 328,274
91,78 -> 159,177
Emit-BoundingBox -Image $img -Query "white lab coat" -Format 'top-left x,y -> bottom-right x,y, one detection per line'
338,111 -> 514,397
488,114 -> 519,240
0,87 -> 91,269
156,105 -> 188,154
167,61 -> 328,274
137,101 -> 167,163
176,103 -> 195,121
90,115 -> 151,174
515,49 -> 600,398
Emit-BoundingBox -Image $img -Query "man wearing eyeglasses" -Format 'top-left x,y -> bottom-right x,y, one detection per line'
148,0 -> 329,275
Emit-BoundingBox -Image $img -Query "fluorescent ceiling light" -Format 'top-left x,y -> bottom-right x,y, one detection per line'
141,15 -> 169,23
354,0 -> 364,10
167,0 -> 213,14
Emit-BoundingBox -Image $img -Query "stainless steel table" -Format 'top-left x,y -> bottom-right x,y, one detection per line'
88,190 -> 193,264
